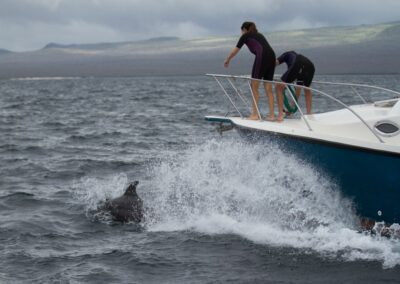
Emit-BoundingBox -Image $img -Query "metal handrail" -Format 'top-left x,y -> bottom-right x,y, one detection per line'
312,80 -> 400,97
206,74 -> 400,143
213,76 -> 243,118
227,78 -> 251,108
351,86 -> 367,104
284,85 -> 313,131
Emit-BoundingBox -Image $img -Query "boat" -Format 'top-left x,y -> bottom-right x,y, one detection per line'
205,74 -> 400,224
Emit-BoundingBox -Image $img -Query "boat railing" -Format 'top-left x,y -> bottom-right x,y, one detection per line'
206,74 -> 400,143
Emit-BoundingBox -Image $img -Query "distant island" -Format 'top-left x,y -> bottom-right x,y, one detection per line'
0,21 -> 399,78
0,48 -> 12,55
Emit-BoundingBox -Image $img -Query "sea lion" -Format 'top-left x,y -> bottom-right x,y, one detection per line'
103,181 -> 143,223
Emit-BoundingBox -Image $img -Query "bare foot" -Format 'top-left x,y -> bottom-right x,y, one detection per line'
265,116 -> 276,121
248,114 -> 259,120
276,114 -> 284,123
284,111 -> 292,118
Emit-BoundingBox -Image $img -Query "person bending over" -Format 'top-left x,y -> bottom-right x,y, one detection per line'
224,22 -> 277,121
276,51 -> 315,117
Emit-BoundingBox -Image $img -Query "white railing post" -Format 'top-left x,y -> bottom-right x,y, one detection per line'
227,78 -> 251,109
351,86 -> 367,104
285,85 -> 313,131
213,76 -> 243,118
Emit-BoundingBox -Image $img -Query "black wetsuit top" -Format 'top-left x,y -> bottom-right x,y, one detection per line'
277,51 -> 315,86
277,51 -> 297,69
236,32 -> 276,80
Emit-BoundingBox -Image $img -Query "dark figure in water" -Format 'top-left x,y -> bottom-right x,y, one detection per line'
104,181 -> 143,223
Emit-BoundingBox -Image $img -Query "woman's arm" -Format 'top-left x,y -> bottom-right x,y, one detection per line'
224,47 -> 240,68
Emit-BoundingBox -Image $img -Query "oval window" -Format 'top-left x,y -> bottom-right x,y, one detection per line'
374,121 -> 400,136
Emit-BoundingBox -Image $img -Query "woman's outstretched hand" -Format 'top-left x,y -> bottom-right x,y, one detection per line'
224,47 -> 239,68
224,58 -> 230,68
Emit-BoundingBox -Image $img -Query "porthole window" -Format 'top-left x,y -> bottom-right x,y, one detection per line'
374,121 -> 400,137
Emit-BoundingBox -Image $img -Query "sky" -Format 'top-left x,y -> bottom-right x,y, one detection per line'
1,0 -> 400,51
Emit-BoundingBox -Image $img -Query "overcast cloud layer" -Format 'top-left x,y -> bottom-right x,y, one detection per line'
1,0 -> 400,51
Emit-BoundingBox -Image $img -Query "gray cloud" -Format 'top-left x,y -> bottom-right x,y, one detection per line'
1,0 -> 399,51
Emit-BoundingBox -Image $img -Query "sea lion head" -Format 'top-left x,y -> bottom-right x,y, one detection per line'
124,181 -> 139,196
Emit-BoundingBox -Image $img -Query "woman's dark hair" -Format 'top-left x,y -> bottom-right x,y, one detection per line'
241,22 -> 258,33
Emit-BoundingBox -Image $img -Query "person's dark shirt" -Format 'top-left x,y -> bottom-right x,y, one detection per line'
277,51 -> 298,68
236,32 -> 274,56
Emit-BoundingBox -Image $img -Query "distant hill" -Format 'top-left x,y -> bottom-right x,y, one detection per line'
0,22 -> 399,78
42,37 -> 180,51
0,48 -> 12,55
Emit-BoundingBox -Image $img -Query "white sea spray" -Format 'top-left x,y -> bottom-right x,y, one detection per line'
144,139 -> 400,268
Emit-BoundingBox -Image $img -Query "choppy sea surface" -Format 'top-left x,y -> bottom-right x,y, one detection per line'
1,75 -> 400,283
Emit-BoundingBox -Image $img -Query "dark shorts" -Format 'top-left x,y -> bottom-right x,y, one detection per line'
281,55 -> 315,87
252,52 -> 276,81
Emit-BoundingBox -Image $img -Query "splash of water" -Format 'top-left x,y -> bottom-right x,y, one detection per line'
144,139 -> 400,268
72,172 -> 128,213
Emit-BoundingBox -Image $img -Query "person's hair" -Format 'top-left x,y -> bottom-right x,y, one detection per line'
241,22 -> 258,33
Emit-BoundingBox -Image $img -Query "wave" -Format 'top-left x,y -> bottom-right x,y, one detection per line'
72,173 -> 128,211
10,77 -> 82,81
0,192 -> 35,199
73,139 -> 400,268
144,139 -> 400,268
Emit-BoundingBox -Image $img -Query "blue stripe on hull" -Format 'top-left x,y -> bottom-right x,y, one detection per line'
236,126 -> 400,224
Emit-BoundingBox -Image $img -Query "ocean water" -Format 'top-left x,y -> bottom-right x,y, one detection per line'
1,75 -> 400,283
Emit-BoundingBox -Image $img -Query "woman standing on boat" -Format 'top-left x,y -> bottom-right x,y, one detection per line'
224,22 -> 278,121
